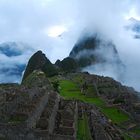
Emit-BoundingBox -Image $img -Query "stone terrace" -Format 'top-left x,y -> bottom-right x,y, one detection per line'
34,91 -> 60,139
53,100 -> 77,140
87,105 -> 124,140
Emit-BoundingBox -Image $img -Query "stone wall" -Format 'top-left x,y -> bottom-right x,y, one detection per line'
26,92 -> 49,128
48,94 -> 60,134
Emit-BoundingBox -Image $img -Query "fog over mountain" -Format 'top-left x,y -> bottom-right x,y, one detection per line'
126,18 -> 140,39
0,0 -> 140,91
0,42 -> 33,83
69,34 -> 125,81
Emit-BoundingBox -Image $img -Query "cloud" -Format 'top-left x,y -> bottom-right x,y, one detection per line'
0,0 -> 129,60
0,42 -> 33,83
0,0 -> 140,91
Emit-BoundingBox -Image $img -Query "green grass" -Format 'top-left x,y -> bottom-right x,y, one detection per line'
59,80 -> 105,107
9,115 -> 27,124
123,133 -> 134,140
21,93 -> 29,97
60,80 -> 79,92
72,74 -> 84,84
77,114 -> 92,140
77,119 -> 85,140
86,85 -> 97,97
59,80 -> 130,124
101,107 -> 129,124
131,127 -> 140,134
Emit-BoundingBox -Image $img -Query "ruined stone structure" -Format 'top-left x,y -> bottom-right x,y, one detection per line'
0,71 -> 78,140
0,71 -> 139,140
78,72 -> 140,123
78,102 -> 124,140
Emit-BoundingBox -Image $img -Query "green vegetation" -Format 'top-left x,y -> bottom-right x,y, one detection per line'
49,75 -> 61,82
21,93 -> 29,97
9,115 -> 27,124
22,72 -> 37,87
131,126 -> 140,134
123,133 -> 134,140
59,80 -> 130,124
59,80 -> 104,106
73,74 -> 84,84
86,85 -> 97,97
101,107 -> 129,123
22,71 -> 44,87
77,113 -> 92,140
59,57 -> 78,72
0,137 -> 6,140
113,97 -> 125,104
51,80 -> 59,92
22,51 -> 58,81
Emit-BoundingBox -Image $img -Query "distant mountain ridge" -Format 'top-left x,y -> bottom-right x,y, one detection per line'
126,17 -> 140,39
0,34 -> 125,83
69,35 -> 124,68
129,17 -> 140,32
22,35 -> 125,81
68,35 -> 125,81
55,57 -> 78,72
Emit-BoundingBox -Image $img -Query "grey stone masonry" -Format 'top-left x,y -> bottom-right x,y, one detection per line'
26,92 -> 49,128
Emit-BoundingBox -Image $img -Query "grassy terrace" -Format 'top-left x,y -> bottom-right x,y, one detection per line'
131,126 -> 140,134
123,134 -> 134,140
101,107 -> 129,124
59,80 -> 129,124
77,113 -> 92,140
59,80 -> 104,106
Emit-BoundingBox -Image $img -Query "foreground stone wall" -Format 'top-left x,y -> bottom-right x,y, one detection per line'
26,92 -> 49,128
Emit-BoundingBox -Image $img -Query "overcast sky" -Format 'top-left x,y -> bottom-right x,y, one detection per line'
0,0 -> 140,91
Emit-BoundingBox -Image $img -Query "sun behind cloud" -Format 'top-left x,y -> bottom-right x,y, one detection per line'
124,7 -> 140,20
46,25 -> 67,37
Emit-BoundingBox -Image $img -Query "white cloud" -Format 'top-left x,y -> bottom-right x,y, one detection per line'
0,0 -> 140,91
45,25 -> 68,37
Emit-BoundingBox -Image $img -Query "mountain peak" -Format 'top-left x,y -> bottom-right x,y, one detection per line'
69,36 -> 122,66
22,50 -> 58,81
69,35 -> 125,80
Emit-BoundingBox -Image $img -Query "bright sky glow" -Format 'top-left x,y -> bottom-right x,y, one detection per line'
125,7 -> 140,20
41,0 -> 52,6
46,25 -> 67,37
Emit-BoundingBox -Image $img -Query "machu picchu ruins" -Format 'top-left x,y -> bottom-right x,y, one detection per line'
0,67 -> 140,140
1,0 -> 140,140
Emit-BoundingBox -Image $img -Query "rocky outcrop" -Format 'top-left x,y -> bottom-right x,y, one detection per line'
22,51 -> 58,81
55,57 -> 78,72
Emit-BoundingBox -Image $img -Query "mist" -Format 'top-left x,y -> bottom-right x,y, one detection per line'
0,0 -> 140,91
